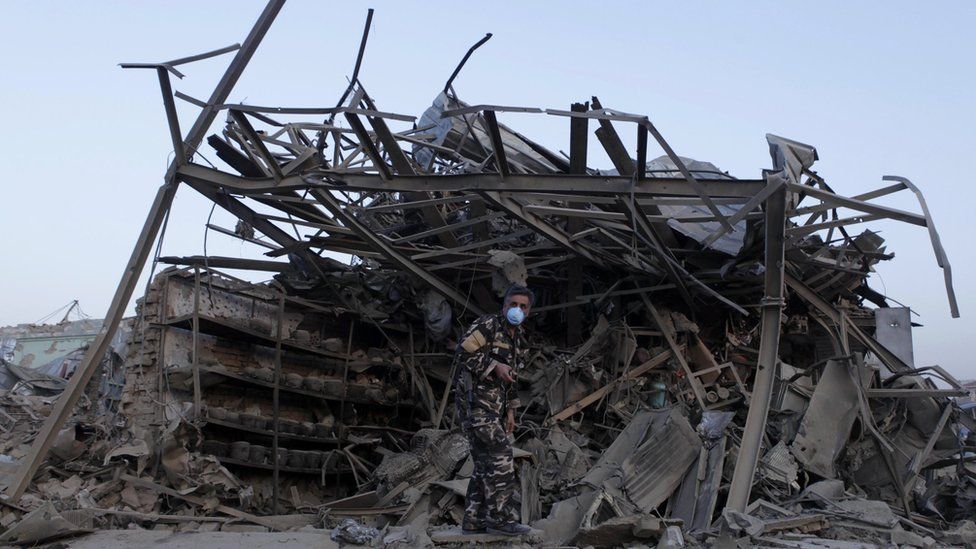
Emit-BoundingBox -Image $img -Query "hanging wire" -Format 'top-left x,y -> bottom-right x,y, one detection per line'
456,253 -> 482,320
73,302 -> 92,320
202,201 -> 218,308
33,301 -> 75,325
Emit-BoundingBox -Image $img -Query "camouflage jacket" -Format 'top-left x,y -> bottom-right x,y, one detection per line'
453,314 -> 527,428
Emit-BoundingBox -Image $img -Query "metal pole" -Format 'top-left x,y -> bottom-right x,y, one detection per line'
338,321 -> 355,425
192,267 -> 202,417
5,0 -> 287,501
726,184 -> 787,511
156,272 -> 171,427
272,292 -> 284,515
5,180 -> 178,500
178,0 -> 287,167
155,67 -> 186,165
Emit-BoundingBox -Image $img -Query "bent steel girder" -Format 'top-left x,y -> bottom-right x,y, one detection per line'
882,175 -> 958,318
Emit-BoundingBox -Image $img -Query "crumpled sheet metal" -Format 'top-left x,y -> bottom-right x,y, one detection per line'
647,156 -> 748,255
790,360 -> 863,479
619,408 -> 701,513
678,411 -> 735,532
579,409 -> 663,490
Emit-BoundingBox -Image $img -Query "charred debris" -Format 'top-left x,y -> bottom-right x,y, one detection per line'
0,2 -> 973,547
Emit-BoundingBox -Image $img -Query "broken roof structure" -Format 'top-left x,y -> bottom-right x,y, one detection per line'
2,2 -> 972,547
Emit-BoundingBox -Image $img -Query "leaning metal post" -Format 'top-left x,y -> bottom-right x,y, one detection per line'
5,180 -> 180,500
726,181 -> 788,511
5,0 -> 287,500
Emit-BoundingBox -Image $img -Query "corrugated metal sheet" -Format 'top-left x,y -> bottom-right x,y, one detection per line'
579,409 -> 666,489
621,408 -> 701,512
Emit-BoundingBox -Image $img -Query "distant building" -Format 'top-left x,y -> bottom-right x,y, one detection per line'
0,319 -> 103,371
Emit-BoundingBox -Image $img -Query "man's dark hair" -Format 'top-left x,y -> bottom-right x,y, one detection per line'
503,284 -> 535,307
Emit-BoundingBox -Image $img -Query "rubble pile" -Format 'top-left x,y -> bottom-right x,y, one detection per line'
1,3 -> 974,547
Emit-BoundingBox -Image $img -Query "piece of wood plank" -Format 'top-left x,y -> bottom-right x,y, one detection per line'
642,296 -> 708,409
546,347 -> 678,425
687,335 -> 722,385
567,101 -> 588,345
119,474 -> 279,530
482,110 -> 510,178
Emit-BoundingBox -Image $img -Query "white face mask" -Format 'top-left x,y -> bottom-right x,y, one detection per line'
506,306 -> 525,326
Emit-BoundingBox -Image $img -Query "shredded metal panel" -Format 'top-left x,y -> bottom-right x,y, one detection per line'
621,409 -> 701,512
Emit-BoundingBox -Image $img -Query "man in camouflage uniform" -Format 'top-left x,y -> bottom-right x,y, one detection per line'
453,285 -> 534,537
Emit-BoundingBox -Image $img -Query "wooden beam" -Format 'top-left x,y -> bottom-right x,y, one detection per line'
121,474 -> 280,530
547,347 -> 676,425
591,96 -> 679,249
641,296 -> 708,410
567,101 -> 588,345
482,110 -> 510,178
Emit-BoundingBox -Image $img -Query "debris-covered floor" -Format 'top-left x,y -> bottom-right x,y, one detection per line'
1,2 -> 974,548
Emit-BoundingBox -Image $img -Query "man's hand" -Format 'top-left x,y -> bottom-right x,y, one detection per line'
494,362 -> 515,383
505,409 -> 516,434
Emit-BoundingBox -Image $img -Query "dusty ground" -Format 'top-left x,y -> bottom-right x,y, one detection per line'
57,530 -> 341,549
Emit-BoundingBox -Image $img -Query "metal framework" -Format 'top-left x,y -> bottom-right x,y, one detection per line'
7,0 -> 960,516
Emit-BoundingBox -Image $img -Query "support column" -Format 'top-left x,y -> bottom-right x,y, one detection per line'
271,292 -> 284,515
191,267 -> 202,417
726,184 -> 787,511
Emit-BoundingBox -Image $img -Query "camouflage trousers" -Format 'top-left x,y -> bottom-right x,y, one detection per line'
463,420 -> 518,529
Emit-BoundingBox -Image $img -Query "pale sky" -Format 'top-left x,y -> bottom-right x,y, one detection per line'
1,2 -> 973,378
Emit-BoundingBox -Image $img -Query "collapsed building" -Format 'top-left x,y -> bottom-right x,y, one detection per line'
1,2 -> 974,547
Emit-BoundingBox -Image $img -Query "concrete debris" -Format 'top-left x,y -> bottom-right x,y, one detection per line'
329,518 -> 378,545
0,500 -> 90,545
429,525 -> 543,544
0,2 -> 971,548
943,520 -> 976,548
890,528 -> 936,548
573,514 -> 679,548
